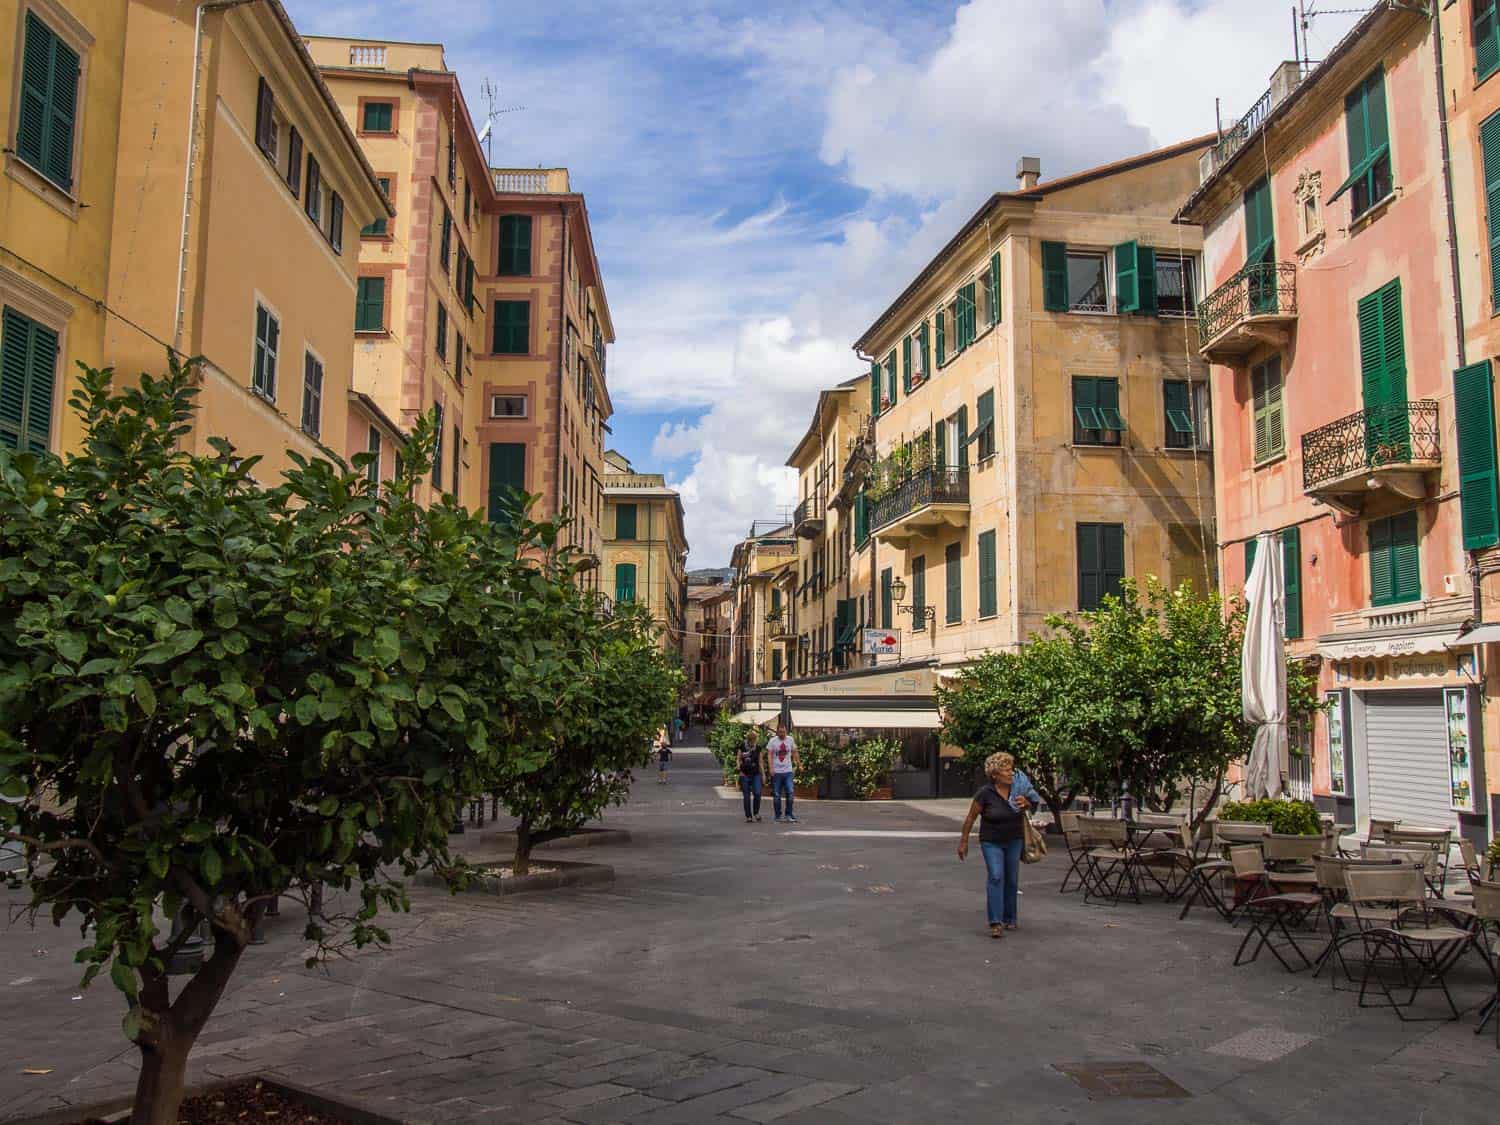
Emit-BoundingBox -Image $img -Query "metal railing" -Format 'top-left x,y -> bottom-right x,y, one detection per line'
870,467 -> 969,532
1197,261 -> 1298,345
1211,87 -> 1274,170
794,494 -> 825,528
1301,400 -> 1440,492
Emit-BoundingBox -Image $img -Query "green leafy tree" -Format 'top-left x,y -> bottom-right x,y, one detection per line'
0,361 -> 589,1123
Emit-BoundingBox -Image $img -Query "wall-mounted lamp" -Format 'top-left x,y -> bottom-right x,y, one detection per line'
889,575 -> 934,627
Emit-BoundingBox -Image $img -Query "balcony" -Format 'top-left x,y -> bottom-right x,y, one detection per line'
492,168 -> 570,194
1301,400 -> 1441,517
793,494 -> 826,538
870,466 -> 970,546
1197,262 -> 1298,363
765,610 -> 796,643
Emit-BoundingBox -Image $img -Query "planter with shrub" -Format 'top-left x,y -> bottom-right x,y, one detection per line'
1216,798 -> 1322,835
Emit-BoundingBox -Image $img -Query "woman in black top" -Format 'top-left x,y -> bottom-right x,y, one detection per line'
957,752 -> 1042,938
737,729 -> 764,823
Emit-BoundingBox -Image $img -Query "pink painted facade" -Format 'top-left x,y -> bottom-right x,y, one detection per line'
1184,5 -> 1491,843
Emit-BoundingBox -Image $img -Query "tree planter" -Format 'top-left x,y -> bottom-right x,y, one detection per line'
11,1076 -> 403,1125
794,783 -> 819,801
866,786 -> 894,801
476,826 -> 631,852
418,858 -> 614,897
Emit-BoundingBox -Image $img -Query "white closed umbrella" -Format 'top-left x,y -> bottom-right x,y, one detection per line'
1242,530 -> 1287,800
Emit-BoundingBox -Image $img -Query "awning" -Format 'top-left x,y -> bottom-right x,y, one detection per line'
731,702 -> 782,725
1319,627 -> 1463,661
790,707 -> 942,730
1451,622 -> 1500,647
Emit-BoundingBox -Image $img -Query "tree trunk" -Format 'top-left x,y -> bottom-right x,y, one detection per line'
131,1026 -> 193,1125
513,819 -> 532,877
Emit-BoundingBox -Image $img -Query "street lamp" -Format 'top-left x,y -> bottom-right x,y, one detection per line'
890,574 -> 934,626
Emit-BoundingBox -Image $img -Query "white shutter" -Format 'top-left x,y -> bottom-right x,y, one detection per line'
1363,691 -> 1454,831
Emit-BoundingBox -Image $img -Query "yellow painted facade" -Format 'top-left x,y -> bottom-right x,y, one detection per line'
99,0 -> 387,487
602,451 -> 688,655
684,582 -> 733,711
728,525 -> 799,688
0,0 -> 126,455
854,139 -> 1216,671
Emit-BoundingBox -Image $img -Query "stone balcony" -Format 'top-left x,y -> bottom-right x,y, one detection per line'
870,467 -> 969,547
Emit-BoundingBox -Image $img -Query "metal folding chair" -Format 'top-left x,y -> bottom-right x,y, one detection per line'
1343,865 -> 1474,1022
1386,828 -> 1452,896
1078,815 -> 1136,905
1057,811 -> 1089,894
1473,880 -> 1500,1047
1229,846 -> 1321,972
1311,854 -> 1400,991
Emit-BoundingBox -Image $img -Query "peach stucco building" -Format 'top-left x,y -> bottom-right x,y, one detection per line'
1181,1 -> 1497,844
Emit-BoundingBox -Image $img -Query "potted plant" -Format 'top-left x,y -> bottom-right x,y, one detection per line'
793,731 -> 834,799
844,736 -> 901,800
1216,798 -> 1322,835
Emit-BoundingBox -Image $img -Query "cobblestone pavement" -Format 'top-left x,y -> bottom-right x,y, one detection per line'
3,732 -> 1498,1123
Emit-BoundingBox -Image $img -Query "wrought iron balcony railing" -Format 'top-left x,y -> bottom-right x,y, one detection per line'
1301,400 -> 1441,493
793,493 -> 825,528
1198,261 -> 1298,346
870,467 -> 969,532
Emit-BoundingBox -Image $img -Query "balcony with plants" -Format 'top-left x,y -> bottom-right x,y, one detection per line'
865,440 -> 969,546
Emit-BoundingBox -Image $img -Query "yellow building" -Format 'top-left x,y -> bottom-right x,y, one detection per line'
1,0 -> 126,455
97,0 -> 388,485
602,450 -> 688,653
684,578 -> 733,717
307,38 -> 615,562
782,373 -> 872,678
854,139 -> 1217,671
728,522 -> 799,689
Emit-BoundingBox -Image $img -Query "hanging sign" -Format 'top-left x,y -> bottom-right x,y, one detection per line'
861,628 -> 901,656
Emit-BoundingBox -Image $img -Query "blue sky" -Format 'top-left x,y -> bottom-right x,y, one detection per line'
287,1 -> 1359,565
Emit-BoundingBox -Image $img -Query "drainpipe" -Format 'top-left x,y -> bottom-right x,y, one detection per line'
557,203 -> 567,548
854,350 -> 880,665
176,0 -> 257,353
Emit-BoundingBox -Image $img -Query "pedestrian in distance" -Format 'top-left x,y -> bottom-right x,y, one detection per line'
655,726 -> 671,784
765,721 -> 800,824
672,714 -> 685,744
738,728 -> 764,822
956,751 -> 1041,939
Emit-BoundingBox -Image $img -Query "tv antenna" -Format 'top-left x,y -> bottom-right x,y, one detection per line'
477,78 -> 525,165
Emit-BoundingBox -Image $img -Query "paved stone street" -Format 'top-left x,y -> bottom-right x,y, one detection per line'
3,732 -> 1498,1124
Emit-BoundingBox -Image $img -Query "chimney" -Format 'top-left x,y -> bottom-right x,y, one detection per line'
1016,156 -> 1041,191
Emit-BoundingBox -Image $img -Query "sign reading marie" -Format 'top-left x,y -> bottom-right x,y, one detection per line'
861,628 -> 901,656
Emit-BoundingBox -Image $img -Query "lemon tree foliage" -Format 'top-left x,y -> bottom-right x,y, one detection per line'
938,578 -> 1322,827
0,360 -> 677,1124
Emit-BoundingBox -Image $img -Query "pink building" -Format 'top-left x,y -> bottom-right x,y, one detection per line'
1181,2 -> 1494,846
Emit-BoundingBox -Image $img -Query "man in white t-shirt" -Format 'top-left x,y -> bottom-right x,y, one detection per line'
764,721 -> 801,823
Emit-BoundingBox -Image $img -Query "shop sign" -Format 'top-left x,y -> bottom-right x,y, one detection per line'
862,628 -> 900,656
1332,652 -> 1455,684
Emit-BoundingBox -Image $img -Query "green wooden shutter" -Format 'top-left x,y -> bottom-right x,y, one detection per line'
978,530 -> 997,618
989,252 -> 1002,325
957,405 -> 969,467
1478,1 -> 1500,83
1136,246 -> 1157,315
911,555 -> 926,616
18,14 -> 79,191
1455,361 -> 1500,550
500,216 -> 532,275
976,389 -> 994,460
1164,380 -> 1192,447
934,419 -> 947,470
0,307 -> 56,452
1251,358 -> 1284,461
616,503 -> 637,540
1482,111 -> 1500,312
958,283 -> 976,348
919,321 -> 931,375
487,442 -> 526,524
355,277 -> 384,331
1102,524 -> 1124,602
1244,178 -> 1274,264
1115,241 -> 1140,312
1358,279 -> 1407,456
870,360 -> 882,414
615,563 -> 637,604
1391,511 -> 1420,603
1368,517 -> 1393,605
1096,379 -> 1124,433
1078,524 -> 1101,609
493,301 -> 529,354
945,542 -> 961,624
1042,241 -> 1068,311
880,567 -> 893,629
886,352 -> 898,405
935,308 -> 946,366
1245,537 -> 1258,589
361,178 -> 390,236
431,402 -> 444,486
1282,526 -> 1302,640
902,335 -> 912,392
1073,376 -> 1100,441
854,491 -> 869,546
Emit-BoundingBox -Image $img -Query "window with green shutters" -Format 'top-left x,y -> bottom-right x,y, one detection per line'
978,530 -> 998,618
1482,109 -> 1500,312
1331,67 -> 1392,220
911,555 -> 926,618
772,649 -> 783,681
17,12 -> 81,192
492,300 -> 529,354
870,360 -> 883,414
300,352 -> 323,438
1164,380 -> 1194,449
885,350 -> 898,405
431,402 -> 444,487
957,283 -> 976,349
902,335 -> 912,393
616,502 -> 637,540
1357,278 -> 1408,459
435,303 -> 448,359
366,425 -> 381,486
975,389 -> 995,461
880,567 -> 893,629
1478,1 -> 1500,84
252,303 -> 278,400
361,101 -> 393,132
1251,356 -> 1284,463
1455,360 -> 1500,550
1243,176 -> 1277,313
0,307 -> 57,452
945,542 -> 962,625
853,492 -> 870,548
355,276 -> 384,332
1042,241 -> 1068,312
1245,536 -> 1257,589
439,208 -> 452,273
1072,376 -> 1123,446
1077,523 -> 1124,611
1368,510 -> 1420,606
614,563 -> 637,604
935,306 -> 947,366
986,252 -> 1001,326
487,442 -> 526,523
1283,526 -> 1302,639
1114,241 -> 1157,314
361,178 -> 391,236
499,215 -> 532,275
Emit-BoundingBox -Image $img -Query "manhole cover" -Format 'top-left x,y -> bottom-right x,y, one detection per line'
1055,1061 -> 1191,1099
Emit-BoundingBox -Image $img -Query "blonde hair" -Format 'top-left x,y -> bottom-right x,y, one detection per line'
984,752 -> 1015,777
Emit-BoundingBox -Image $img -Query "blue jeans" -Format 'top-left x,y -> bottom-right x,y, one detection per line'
770,772 -> 794,818
740,774 -> 762,818
981,838 -> 1023,925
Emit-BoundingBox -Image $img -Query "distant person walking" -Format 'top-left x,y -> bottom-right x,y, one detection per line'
738,729 -> 763,823
765,722 -> 800,824
672,714 -> 685,744
956,752 -> 1041,939
655,726 -> 672,784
